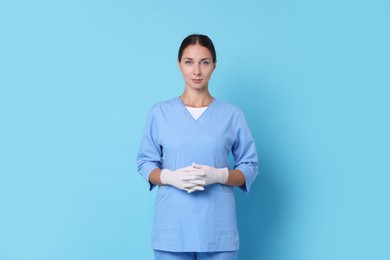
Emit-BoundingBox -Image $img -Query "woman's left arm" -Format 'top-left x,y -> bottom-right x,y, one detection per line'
225,169 -> 246,186
231,110 -> 259,193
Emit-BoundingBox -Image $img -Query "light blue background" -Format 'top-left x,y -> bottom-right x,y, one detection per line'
1,0 -> 389,259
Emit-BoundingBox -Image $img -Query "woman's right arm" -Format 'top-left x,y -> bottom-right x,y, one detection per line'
137,106 -> 163,190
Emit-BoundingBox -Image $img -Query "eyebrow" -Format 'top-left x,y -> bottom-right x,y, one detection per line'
182,58 -> 212,61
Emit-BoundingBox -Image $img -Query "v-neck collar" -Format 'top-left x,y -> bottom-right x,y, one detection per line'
176,96 -> 217,122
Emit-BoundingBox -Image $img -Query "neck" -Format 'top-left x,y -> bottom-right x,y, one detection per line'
180,88 -> 213,108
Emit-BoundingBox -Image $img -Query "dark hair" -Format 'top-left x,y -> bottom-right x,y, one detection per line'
178,34 -> 217,62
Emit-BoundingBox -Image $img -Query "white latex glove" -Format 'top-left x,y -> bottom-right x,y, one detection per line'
187,163 -> 229,193
160,166 -> 206,192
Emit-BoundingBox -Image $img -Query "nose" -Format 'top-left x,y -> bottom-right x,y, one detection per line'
193,64 -> 201,76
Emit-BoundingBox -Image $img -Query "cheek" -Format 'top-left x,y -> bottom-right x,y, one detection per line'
180,67 -> 191,77
184,67 -> 193,76
204,69 -> 214,78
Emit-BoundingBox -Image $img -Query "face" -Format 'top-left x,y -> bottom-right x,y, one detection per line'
178,44 -> 216,91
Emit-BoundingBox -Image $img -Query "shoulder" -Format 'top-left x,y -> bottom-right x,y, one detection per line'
214,98 -> 245,116
214,99 -> 250,129
148,97 -> 180,115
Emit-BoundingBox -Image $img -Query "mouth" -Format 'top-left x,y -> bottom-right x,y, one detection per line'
192,79 -> 203,84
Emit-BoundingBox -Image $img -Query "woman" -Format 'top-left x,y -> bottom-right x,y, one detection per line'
137,34 -> 258,260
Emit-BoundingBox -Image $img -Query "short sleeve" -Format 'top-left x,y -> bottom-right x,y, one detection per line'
136,106 -> 162,191
232,110 -> 259,193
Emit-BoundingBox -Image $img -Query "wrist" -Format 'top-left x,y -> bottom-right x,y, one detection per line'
217,167 -> 229,184
160,169 -> 172,185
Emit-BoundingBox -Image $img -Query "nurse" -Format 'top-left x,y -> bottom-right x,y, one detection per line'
137,34 -> 258,260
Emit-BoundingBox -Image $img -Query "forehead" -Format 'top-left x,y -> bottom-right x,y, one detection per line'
182,44 -> 213,59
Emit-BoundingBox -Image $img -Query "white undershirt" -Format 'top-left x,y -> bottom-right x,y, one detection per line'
185,106 -> 208,120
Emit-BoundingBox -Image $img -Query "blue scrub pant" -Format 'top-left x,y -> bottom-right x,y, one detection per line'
154,250 -> 238,260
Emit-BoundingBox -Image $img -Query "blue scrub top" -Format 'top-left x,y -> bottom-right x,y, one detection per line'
137,97 -> 258,252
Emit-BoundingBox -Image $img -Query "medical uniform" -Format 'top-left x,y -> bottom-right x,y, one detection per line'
137,97 -> 258,253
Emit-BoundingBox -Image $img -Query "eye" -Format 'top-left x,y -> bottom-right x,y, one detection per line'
185,60 -> 193,65
201,61 -> 210,66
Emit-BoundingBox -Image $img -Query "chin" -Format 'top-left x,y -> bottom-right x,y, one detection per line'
190,85 -> 208,91
186,82 -> 207,90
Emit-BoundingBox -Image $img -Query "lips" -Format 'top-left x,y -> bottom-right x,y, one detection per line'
192,79 -> 202,84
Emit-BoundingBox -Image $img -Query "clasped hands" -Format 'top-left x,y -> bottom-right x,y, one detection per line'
160,163 -> 229,193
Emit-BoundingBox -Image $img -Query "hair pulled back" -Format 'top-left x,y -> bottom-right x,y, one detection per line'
178,34 -> 216,63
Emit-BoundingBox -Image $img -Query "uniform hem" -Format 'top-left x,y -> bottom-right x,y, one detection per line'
151,246 -> 240,253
